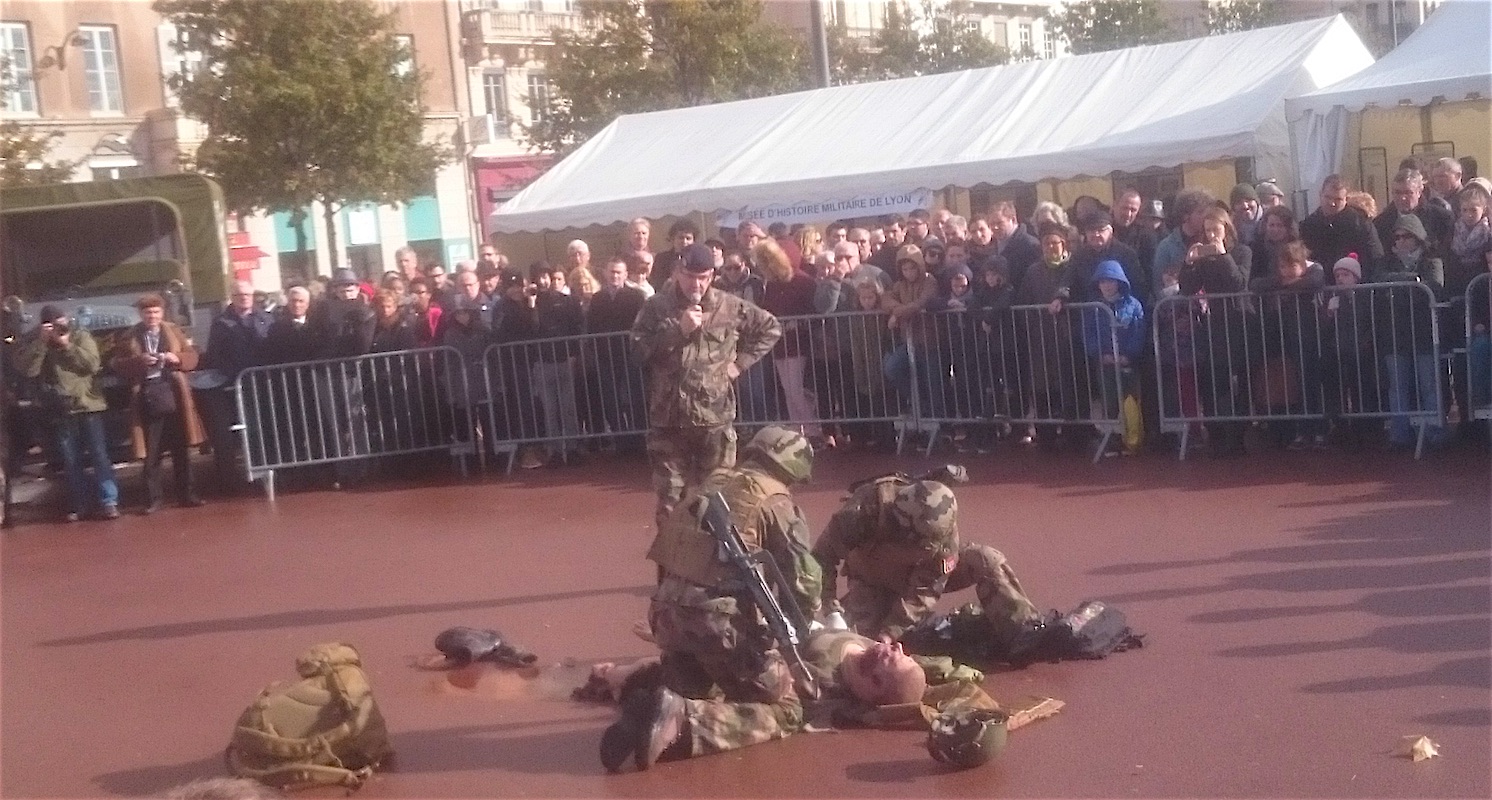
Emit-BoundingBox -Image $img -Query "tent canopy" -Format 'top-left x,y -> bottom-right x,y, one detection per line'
492,16 -> 1371,233
1287,0 -> 1491,117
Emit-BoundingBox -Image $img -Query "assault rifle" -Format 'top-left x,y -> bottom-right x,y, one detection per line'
701,491 -> 819,700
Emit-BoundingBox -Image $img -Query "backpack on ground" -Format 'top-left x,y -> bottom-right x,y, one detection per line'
1043,600 -> 1145,660
225,642 -> 393,791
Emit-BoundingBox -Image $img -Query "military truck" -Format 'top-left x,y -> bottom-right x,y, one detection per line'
1,173 -> 232,477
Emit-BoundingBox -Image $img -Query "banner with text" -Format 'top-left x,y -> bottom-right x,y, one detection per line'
715,188 -> 934,230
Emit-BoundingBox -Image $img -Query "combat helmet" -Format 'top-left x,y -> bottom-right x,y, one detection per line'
743,425 -> 813,483
890,480 -> 958,544
927,707 -> 1008,769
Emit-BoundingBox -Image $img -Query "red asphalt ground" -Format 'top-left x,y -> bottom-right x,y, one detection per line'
2,443 -> 1489,798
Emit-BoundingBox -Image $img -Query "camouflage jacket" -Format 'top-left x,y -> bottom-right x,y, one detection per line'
630,284 -> 781,428
812,501 -> 959,639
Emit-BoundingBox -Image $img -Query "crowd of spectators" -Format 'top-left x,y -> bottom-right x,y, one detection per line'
13,156 -> 1491,520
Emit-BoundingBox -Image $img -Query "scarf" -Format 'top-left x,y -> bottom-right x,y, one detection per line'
1452,218 -> 1491,261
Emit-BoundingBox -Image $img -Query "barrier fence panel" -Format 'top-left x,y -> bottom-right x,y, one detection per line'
736,310 -> 910,450
1152,282 -> 1444,460
1467,273 -> 1491,422
911,302 -> 1125,463
235,346 -> 477,500
482,331 -> 649,471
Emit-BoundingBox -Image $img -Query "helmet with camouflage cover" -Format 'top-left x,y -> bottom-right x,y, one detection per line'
927,707 -> 1008,768
742,425 -> 813,483
890,480 -> 958,545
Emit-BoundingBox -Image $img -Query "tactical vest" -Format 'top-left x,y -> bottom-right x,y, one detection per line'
839,474 -> 957,591
647,467 -> 790,589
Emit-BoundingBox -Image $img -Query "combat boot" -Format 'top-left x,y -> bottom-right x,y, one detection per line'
599,686 -> 687,773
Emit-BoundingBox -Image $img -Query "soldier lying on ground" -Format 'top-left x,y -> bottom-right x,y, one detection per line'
591,627 -> 1002,772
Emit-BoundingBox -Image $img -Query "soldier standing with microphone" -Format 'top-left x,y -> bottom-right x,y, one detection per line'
630,242 -> 781,529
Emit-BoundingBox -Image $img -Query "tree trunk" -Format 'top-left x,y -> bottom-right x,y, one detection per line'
322,200 -> 341,273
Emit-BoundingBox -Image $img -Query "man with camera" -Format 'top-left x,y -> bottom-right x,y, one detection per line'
111,295 -> 205,514
15,305 -> 120,521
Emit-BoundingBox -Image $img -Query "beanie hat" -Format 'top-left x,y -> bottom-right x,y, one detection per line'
1393,214 -> 1429,244
1230,183 -> 1259,204
38,304 -> 65,323
896,244 -> 926,270
1332,256 -> 1362,281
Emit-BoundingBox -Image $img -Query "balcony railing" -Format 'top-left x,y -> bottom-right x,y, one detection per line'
468,9 -> 593,43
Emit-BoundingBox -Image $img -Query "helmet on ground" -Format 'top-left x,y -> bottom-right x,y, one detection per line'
891,480 -> 958,542
743,425 -> 813,483
927,707 -> 1008,768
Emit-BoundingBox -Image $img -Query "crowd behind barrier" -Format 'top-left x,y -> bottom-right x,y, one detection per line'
13,166 -> 1492,518
231,279 -> 1483,499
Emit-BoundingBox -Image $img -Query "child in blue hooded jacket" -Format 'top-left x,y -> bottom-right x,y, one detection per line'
1082,260 -> 1147,441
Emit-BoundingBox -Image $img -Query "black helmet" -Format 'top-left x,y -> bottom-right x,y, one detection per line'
927,707 -> 1008,768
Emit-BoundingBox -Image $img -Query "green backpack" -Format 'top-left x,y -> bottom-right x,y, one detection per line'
225,643 -> 393,791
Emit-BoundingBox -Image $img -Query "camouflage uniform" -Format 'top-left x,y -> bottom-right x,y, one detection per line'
631,283 -> 781,528
646,461 -> 820,758
813,480 -> 1041,645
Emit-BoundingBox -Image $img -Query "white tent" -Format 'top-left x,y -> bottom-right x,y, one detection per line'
1287,0 -> 1491,197
492,16 -> 1372,233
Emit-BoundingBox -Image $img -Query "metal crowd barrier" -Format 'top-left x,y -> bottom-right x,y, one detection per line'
911,303 -> 1127,463
468,308 -> 1135,468
1467,273 -> 1491,423
480,331 -> 649,472
235,346 -> 478,500
1152,281 -> 1444,460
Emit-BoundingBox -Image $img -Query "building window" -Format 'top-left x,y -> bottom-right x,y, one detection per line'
1018,22 -> 1032,52
1042,28 -> 1055,59
990,21 -> 1008,47
1,22 -> 37,113
80,25 -> 125,113
482,69 -> 508,123
393,34 -> 414,78
525,0 -> 544,12
527,73 -> 549,124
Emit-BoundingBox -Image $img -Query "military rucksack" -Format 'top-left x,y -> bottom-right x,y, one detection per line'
225,642 -> 393,791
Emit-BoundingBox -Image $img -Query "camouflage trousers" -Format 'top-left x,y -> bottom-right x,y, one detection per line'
647,425 -> 737,529
649,593 -> 803,757
845,543 -> 1041,645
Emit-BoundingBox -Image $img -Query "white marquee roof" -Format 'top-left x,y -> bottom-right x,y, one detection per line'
492,16 -> 1372,232
1288,0 -> 1491,117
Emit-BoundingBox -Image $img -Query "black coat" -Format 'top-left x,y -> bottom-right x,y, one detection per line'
998,229 -> 1042,300
1300,206 -> 1384,275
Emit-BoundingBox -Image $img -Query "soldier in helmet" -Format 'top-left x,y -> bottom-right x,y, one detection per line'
812,478 -> 1042,648
602,425 -> 819,772
630,243 -> 782,529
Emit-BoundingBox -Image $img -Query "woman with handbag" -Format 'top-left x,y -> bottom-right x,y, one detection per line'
112,294 -> 206,514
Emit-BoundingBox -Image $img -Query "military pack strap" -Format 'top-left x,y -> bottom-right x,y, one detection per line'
224,747 -> 371,791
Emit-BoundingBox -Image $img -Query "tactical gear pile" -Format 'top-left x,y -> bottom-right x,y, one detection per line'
225,643 -> 393,791
927,707 -> 1009,768
433,626 -> 539,667
903,600 -> 1144,666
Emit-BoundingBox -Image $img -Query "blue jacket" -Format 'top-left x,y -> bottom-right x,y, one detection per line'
1082,260 -> 1146,361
